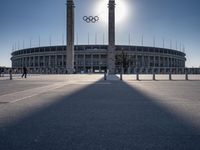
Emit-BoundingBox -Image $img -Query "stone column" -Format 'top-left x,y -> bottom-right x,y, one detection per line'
66,0 -> 75,74
107,0 -> 116,74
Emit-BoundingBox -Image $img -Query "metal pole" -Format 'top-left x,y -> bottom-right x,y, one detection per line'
170,40 -> 172,49
95,32 -> 97,45
103,33 -> 105,45
49,36 -> 51,46
23,40 -> 25,49
163,38 -> 165,48
30,38 -> 32,48
62,33 -> 64,45
153,36 -> 156,47
88,32 -> 90,45
15,42 -> 16,51
39,36 -> 40,47
18,40 -> 20,50
76,33 -> 79,45
141,35 -> 143,46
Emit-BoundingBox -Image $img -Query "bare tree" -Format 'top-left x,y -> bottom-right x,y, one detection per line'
116,51 -> 132,73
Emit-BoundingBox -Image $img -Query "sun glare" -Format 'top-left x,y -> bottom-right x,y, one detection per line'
96,0 -> 129,24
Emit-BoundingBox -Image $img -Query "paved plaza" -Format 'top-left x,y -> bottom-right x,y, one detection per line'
0,74 -> 200,149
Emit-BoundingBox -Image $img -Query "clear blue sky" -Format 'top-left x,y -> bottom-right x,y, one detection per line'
0,0 -> 199,67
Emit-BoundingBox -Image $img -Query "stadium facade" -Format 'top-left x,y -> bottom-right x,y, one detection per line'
11,0 -> 187,74
11,45 -> 186,74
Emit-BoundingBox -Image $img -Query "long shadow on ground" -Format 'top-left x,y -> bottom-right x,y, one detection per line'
0,78 -> 200,150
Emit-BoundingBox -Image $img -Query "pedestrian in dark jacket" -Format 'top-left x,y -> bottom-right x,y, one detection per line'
21,67 -> 27,78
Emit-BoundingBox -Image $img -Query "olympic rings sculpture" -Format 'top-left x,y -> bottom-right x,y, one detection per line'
83,16 -> 99,23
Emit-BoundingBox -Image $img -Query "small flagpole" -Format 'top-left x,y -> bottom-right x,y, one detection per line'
103,33 -> 105,45
39,36 -> 40,47
153,36 -> 156,47
62,33 -> 64,45
15,42 -> 16,51
141,35 -> 143,46
12,45 -> 14,52
23,40 -> 25,49
49,36 -> 51,46
132,33 -> 134,45
128,33 -> 131,45
95,32 -> 97,45
30,38 -> 32,48
180,42 -> 182,52
18,40 -> 20,50
76,33 -> 79,45
88,32 -> 90,45
162,38 -> 165,48
170,39 -> 172,49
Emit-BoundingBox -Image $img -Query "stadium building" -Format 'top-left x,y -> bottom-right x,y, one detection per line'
11,45 -> 186,74
11,0 -> 186,74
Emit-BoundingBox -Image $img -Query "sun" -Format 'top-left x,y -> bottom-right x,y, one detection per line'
96,0 -> 129,24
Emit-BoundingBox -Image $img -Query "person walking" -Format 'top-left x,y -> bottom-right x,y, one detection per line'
21,67 -> 27,78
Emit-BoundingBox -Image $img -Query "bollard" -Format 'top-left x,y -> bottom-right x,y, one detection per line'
185,72 -> 188,80
120,68 -> 123,80
120,72 -> 123,80
136,73 -> 139,80
104,72 -> 107,80
169,72 -> 172,80
153,73 -> 156,80
9,69 -> 12,80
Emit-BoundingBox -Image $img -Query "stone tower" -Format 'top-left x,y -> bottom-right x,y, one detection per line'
108,0 -> 116,74
66,0 -> 75,74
